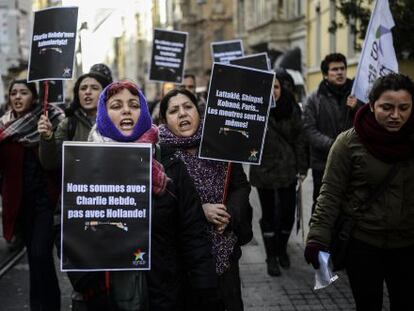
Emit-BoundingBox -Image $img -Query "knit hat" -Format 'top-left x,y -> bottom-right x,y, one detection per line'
96,81 -> 152,142
90,63 -> 113,83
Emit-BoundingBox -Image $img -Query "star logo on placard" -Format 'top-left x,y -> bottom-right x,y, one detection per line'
63,67 -> 71,77
248,149 -> 258,161
133,248 -> 145,261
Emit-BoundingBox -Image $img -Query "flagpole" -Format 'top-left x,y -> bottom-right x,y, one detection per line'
351,0 -> 381,96
43,80 -> 49,115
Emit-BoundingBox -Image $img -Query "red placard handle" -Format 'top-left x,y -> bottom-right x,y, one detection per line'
43,80 -> 49,115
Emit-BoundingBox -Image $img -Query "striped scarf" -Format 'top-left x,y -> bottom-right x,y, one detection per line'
0,104 -> 63,146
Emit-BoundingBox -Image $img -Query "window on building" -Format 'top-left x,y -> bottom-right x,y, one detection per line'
315,1 -> 321,64
259,0 -> 265,24
252,0 -> 266,26
237,0 -> 245,34
347,17 -> 356,58
214,28 -> 224,42
278,0 -> 284,17
297,0 -> 302,16
329,1 -> 336,53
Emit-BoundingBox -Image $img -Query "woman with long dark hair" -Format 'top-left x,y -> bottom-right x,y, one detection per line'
0,79 -> 63,310
250,69 -> 308,276
37,70 -> 112,310
305,73 -> 414,310
38,70 -> 111,169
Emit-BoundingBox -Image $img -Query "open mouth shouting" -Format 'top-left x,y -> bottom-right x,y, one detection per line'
179,119 -> 192,131
12,100 -> 31,115
118,118 -> 136,134
83,96 -> 94,105
13,101 -> 23,109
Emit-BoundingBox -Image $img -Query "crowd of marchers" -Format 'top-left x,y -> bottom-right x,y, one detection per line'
1,52 -> 414,311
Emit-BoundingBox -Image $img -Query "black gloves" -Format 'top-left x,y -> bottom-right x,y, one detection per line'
304,241 -> 328,269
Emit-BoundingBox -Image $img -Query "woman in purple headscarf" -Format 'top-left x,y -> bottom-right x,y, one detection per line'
86,81 -> 217,311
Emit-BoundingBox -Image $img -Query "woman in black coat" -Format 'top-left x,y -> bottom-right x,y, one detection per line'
87,80 -> 217,310
0,79 -> 63,310
158,88 -> 253,311
250,69 -> 308,276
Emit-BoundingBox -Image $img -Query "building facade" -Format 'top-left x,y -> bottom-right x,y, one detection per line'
305,0 -> 414,92
0,0 -> 34,91
234,0 -> 306,73
178,0 -> 235,88
305,0 -> 360,91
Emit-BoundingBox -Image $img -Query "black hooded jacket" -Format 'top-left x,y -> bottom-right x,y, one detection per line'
147,146 -> 217,311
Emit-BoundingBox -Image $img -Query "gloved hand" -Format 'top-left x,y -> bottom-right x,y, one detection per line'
296,173 -> 307,182
304,241 -> 328,269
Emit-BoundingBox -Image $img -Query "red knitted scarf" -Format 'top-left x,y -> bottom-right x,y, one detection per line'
354,104 -> 414,163
136,125 -> 170,195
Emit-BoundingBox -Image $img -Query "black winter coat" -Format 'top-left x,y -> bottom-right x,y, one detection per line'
147,147 -> 217,311
225,163 -> 253,260
303,79 -> 360,171
250,104 -> 308,189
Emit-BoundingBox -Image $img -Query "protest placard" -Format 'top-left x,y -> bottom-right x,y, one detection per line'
199,63 -> 274,165
149,29 -> 188,83
211,39 -> 244,64
230,52 -> 276,108
39,80 -> 64,104
229,52 -> 270,71
61,142 -> 152,271
28,7 -> 78,82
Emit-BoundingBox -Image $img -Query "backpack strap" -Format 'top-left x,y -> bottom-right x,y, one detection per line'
67,116 -> 77,141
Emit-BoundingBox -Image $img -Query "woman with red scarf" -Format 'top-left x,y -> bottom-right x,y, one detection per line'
0,79 -> 63,310
304,73 -> 414,311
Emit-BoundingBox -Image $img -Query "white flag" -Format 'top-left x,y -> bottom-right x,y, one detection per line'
352,0 -> 398,103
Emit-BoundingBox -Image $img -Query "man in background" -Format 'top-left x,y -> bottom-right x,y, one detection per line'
303,53 -> 360,214
181,73 -> 206,115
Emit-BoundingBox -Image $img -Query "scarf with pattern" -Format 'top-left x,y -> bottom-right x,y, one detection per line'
159,122 -> 237,275
0,104 -> 63,146
89,125 -> 169,195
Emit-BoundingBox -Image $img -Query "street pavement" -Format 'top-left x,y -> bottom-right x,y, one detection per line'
240,171 -> 354,311
0,169 -> 390,310
240,167 -> 389,311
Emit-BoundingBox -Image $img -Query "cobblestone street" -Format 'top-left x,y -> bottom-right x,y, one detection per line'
240,169 -> 389,311
0,170 -> 390,310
